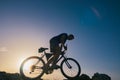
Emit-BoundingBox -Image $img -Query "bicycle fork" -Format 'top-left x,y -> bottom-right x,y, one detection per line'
64,57 -> 72,69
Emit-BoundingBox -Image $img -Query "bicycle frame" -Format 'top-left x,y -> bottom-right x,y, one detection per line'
40,50 -> 68,66
20,47 -> 81,79
38,48 -> 72,70
56,51 -> 67,64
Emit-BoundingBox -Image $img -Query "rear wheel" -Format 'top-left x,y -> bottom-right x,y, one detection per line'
20,56 -> 45,80
60,58 -> 81,79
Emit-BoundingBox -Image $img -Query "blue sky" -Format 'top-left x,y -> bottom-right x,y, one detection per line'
0,0 -> 120,80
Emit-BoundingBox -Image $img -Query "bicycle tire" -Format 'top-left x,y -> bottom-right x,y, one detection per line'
20,56 -> 45,80
60,58 -> 81,79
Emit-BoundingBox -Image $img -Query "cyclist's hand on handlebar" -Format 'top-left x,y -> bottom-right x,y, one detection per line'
64,44 -> 67,50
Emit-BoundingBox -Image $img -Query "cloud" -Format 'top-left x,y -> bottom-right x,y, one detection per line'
90,6 -> 101,19
0,47 -> 8,53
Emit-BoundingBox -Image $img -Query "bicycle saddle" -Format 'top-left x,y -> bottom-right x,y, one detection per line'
38,47 -> 48,53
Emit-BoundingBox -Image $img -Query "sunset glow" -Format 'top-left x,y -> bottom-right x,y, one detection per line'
0,0 -> 120,80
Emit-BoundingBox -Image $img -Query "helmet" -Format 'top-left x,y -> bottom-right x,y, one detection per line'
68,34 -> 74,40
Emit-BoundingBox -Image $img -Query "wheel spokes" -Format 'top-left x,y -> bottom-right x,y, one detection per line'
61,58 -> 81,78
20,57 -> 45,79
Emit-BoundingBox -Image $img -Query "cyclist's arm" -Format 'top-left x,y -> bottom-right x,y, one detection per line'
60,35 -> 67,50
61,43 -> 67,50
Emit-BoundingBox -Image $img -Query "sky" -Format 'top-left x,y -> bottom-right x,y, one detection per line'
0,0 -> 120,80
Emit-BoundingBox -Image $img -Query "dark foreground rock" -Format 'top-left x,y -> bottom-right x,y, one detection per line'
0,71 -> 22,80
79,74 -> 91,80
92,73 -> 111,80
65,73 -> 111,80
0,71 -> 111,80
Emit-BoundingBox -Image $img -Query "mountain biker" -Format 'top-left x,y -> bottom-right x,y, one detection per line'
46,33 -> 74,69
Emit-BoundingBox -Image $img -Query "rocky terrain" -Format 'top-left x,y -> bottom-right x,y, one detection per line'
0,71 -> 111,80
0,71 -> 22,80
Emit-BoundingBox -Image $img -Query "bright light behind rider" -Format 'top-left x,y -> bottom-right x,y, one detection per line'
23,60 -> 32,71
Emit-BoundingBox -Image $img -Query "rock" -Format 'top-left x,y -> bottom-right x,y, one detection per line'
0,71 -> 111,80
92,73 -> 111,80
0,71 -> 22,80
68,74 -> 91,80
0,72 -> 9,80
79,74 -> 91,80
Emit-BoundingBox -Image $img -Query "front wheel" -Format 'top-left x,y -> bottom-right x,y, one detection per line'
20,56 -> 45,80
60,58 -> 81,79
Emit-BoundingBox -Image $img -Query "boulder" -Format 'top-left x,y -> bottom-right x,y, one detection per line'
92,73 -> 111,80
79,74 -> 91,80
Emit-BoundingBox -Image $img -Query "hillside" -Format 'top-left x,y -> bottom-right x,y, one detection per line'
0,71 -> 111,80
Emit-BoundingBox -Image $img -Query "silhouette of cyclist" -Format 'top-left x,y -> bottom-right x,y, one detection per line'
46,33 -> 74,69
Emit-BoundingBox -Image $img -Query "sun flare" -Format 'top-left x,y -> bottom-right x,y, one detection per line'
23,60 -> 32,71
17,56 -> 30,72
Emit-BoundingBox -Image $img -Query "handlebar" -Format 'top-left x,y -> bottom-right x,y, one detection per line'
64,44 -> 67,50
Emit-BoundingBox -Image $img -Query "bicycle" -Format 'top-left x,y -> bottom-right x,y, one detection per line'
20,46 -> 81,80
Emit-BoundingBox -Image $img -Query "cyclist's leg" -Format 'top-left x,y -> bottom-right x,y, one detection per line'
45,41 -> 55,68
51,46 -> 61,67
46,55 -> 54,67
45,46 -> 61,68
